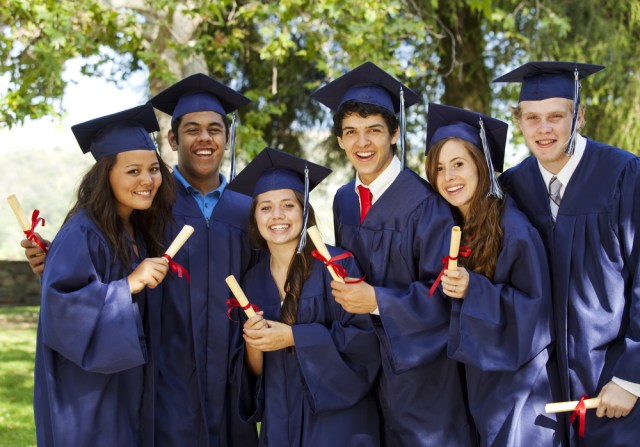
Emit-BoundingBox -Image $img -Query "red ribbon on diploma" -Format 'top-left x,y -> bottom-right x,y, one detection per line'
162,254 -> 191,282
311,250 -> 365,283
226,298 -> 261,321
570,395 -> 589,438
428,246 -> 472,297
25,210 -> 49,254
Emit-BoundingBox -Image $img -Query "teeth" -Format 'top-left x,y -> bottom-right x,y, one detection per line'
357,151 -> 374,158
270,224 -> 289,230
134,191 -> 151,196
447,185 -> 463,192
195,149 -> 212,155
538,140 -> 554,145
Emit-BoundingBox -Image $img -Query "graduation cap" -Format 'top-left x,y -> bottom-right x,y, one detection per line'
228,147 -> 332,252
426,103 -> 508,198
71,103 -> 159,160
148,73 -> 251,179
493,61 -> 605,155
310,61 -> 422,168
148,73 -> 251,123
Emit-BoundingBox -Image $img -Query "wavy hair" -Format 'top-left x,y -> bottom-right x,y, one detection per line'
425,138 -> 505,278
248,190 -> 317,326
66,151 -> 176,266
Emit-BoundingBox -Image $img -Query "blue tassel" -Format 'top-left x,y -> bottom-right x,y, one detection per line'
479,117 -> 503,199
296,165 -> 310,254
566,67 -> 580,156
229,112 -> 238,180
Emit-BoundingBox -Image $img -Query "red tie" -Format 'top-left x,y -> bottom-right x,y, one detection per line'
357,185 -> 372,224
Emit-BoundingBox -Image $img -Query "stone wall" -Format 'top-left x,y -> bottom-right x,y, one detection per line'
0,261 -> 41,306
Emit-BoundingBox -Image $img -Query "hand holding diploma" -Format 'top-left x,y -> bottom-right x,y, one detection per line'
429,226 -> 471,297
7,194 -> 49,254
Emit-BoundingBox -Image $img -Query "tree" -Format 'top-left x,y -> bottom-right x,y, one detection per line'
1,0 -> 638,161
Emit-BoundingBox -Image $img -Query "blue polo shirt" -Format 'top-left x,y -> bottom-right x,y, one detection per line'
173,166 -> 227,220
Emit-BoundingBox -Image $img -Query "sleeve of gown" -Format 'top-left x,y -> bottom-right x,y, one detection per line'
228,308 -> 265,424
40,222 -> 146,374
373,195 -> 454,373
292,254 -> 380,413
612,158 -> 640,383
447,222 -> 554,372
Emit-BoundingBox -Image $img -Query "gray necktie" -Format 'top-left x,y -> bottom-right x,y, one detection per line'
548,176 -> 562,220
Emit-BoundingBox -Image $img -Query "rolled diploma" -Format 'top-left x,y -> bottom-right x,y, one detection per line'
447,226 -> 462,270
307,225 -> 344,283
7,194 -> 32,231
164,225 -> 195,258
225,275 -> 257,318
545,397 -> 601,414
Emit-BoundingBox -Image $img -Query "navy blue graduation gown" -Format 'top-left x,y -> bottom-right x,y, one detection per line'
448,198 -> 563,446
501,139 -> 640,446
236,247 -> 381,447
34,209 -> 152,447
149,176 -> 259,447
333,169 -> 475,446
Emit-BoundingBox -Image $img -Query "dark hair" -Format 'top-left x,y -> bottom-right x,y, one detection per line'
425,138 -> 505,279
332,100 -> 399,153
248,190 -> 317,326
66,151 -> 176,267
170,113 -> 230,145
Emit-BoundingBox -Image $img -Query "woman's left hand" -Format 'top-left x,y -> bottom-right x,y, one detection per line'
440,267 -> 470,299
243,320 -> 294,352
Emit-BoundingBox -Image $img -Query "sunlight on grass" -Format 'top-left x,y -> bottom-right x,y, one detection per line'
0,306 -> 38,447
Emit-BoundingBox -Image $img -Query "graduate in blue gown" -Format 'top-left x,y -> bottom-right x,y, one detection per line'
424,103 -> 563,446
34,104 -> 176,446
147,74 -> 259,446
26,74 -> 258,446
228,147 -> 381,446
311,62 -> 475,446
495,62 -> 640,446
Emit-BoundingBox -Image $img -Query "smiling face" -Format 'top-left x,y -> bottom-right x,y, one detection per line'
108,150 -> 162,220
169,110 -> 228,193
434,139 -> 479,219
337,113 -> 399,185
254,188 -> 303,251
517,97 -> 584,174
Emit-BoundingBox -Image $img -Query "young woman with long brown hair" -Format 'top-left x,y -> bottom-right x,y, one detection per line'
229,147 -> 380,446
424,103 -> 562,446
34,104 -> 175,447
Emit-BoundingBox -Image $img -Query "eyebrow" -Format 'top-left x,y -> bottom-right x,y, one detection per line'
181,120 -> 225,128
343,123 -> 386,130
124,161 -> 160,168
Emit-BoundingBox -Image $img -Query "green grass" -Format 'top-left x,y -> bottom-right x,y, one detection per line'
0,306 -> 38,447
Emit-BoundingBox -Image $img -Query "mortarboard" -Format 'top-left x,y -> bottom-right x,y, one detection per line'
310,62 -> 421,168
493,61 -> 604,155
228,147 -> 332,252
426,103 -> 508,197
310,61 -> 421,113
148,73 -> 251,123
148,73 -> 252,180
71,103 -> 159,161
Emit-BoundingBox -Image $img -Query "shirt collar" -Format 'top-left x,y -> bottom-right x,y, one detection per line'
537,134 -> 586,194
173,165 -> 227,196
355,155 -> 401,204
